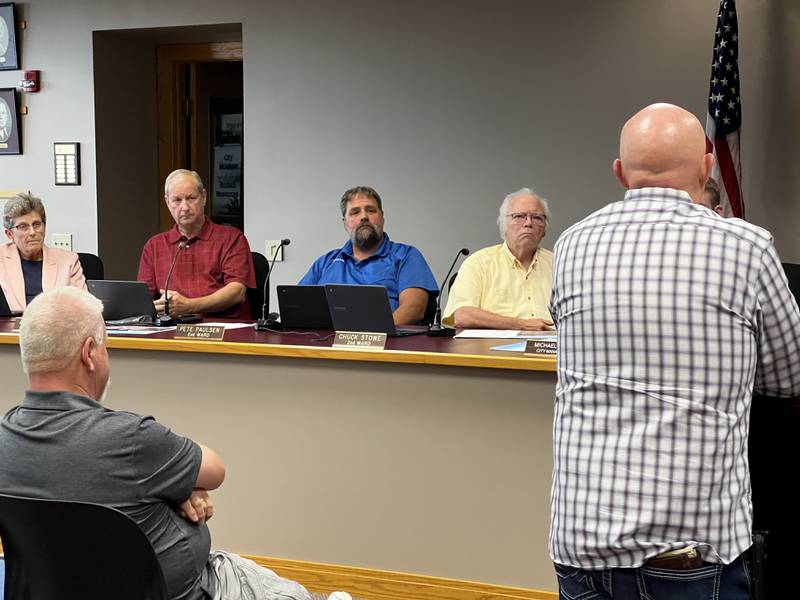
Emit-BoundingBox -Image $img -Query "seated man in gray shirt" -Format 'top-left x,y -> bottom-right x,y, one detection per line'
0,286 -> 315,600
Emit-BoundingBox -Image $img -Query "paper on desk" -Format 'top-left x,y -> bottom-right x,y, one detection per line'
106,326 -> 175,335
202,322 -> 255,330
455,329 -> 521,339
455,329 -> 557,340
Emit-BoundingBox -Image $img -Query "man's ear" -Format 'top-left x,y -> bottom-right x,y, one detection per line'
3,228 -> 13,242
80,337 -> 96,372
613,159 -> 629,189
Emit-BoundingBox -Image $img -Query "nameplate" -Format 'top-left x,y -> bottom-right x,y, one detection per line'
524,339 -> 557,356
13,318 -> 22,331
175,324 -> 225,341
332,331 -> 387,350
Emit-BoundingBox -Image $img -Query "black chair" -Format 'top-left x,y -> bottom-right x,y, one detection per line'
782,262 -> 800,306
0,493 -> 169,600
448,271 -> 458,292
421,291 -> 439,325
248,251 -> 270,320
77,252 -> 105,280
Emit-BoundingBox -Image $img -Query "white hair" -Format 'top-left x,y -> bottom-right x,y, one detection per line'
496,187 -> 550,240
20,287 -> 106,375
164,169 -> 205,198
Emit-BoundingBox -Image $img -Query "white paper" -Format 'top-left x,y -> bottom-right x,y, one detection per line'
454,329 -> 521,339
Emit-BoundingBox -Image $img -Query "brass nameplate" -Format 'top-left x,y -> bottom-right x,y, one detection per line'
175,324 -> 225,341
332,331 -> 387,350
524,339 -> 557,356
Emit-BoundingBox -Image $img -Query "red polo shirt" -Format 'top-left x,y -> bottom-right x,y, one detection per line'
137,219 -> 256,319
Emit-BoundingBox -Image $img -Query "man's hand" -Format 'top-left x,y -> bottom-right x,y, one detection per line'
178,489 -> 214,525
155,289 -> 197,316
518,318 -> 554,331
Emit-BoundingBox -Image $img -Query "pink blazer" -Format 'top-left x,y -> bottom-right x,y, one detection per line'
0,242 -> 87,312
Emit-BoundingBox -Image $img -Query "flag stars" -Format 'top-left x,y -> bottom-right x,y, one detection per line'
723,116 -> 731,125
725,63 -> 733,71
720,77 -> 728,86
727,101 -> 736,109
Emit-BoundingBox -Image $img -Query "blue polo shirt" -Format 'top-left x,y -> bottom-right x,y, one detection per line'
299,233 -> 438,310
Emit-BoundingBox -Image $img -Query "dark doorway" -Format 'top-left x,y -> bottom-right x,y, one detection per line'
93,24 -> 241,280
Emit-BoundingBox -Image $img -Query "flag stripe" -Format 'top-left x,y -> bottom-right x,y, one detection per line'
714,134 -> 744,218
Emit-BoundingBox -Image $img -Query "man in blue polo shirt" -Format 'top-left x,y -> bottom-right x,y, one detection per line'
299,186 -> 438,325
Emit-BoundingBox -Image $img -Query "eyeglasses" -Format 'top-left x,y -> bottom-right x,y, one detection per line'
11,220 -> 46,233
506,212 -> 547,225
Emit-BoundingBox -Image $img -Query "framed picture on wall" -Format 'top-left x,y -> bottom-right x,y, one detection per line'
0,88 -> 21,154
0,3 -> 19,71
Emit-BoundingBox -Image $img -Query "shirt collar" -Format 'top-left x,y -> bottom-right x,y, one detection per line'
502,242 -> 539,271
22,389 -> 101,412
623,187 -> 693,204
165,217 -> 212,244
341,232 -> 391,260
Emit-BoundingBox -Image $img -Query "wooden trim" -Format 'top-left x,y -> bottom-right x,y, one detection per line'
0,333 -> 556,372
245,555 -> 558,600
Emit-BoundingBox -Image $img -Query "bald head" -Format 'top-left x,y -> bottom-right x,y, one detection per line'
613,103 -> 714,203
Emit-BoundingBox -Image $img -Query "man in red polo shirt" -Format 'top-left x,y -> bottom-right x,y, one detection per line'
138,169 -> 256,320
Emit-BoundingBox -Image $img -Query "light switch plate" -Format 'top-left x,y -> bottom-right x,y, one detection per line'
265,240 -> 284,261
52,233 -> 72,251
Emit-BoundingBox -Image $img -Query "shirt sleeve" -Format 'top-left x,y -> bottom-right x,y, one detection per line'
754,243 -> 800,397
397,246 -> 438,294
137,239 -> 159,298
221,231 -> 256,289
298,260 -> 320,285
133,416 -> 202,504
69,252 -> 87,290
442,253 -> 484,327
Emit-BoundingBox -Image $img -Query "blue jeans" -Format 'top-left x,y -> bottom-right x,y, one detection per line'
554,555 -> 750,600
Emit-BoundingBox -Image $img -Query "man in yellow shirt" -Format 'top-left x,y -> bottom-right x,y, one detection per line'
443,188 -> 554,330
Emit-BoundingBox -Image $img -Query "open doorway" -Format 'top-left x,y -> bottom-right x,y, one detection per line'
93,24 -> 242,280
157,43 -> 244,231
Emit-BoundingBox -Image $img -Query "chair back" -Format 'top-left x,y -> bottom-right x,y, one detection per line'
782,262 -> 800,307
248,251 -> 270,319
421,291 -> 438,325
77,253 -> 105,281
0,493 -> 169,600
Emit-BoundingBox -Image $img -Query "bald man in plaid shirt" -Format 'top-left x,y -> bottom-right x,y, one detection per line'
549,103 -> 800,599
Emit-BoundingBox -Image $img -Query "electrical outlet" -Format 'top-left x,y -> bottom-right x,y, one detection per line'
52,233 -> 73,251
265,240 -> 284,261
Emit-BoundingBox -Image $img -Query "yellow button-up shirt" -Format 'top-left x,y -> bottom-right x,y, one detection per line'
442,243 -> 553,327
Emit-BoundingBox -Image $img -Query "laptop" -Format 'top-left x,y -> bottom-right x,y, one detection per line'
87,280 -> 157,322
324,284 -> 426,337
276,285 -> 334,329
0,286 -> 22,317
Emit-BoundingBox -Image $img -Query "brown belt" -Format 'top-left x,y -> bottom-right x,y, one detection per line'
645,547 -> 703,570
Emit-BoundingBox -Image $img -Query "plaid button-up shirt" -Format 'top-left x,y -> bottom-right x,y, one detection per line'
549,187 -> 800,569
138,219 -> 256,320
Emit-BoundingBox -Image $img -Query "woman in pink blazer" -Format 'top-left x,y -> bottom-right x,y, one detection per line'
1,192 -> 86,313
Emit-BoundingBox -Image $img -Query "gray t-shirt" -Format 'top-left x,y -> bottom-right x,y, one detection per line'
0,390 -> 212,600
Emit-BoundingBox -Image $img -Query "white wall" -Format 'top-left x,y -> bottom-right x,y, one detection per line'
0,0 -> 797,287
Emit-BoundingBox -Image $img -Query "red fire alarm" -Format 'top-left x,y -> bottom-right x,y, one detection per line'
21,71 -> 41,93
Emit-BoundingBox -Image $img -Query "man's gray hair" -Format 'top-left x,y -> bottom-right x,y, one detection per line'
4,192 -> 47,230
497,187 -> 550,240
20,287 -> 106,375
164,169 -> 205,198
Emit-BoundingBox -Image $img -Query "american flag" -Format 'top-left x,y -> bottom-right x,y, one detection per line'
706,0 -> 743,218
